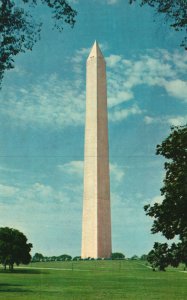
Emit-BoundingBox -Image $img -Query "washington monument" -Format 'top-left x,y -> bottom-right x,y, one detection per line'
81,41 -> 112,259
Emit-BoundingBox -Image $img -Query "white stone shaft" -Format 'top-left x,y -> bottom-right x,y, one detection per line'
81,42 -> 112,258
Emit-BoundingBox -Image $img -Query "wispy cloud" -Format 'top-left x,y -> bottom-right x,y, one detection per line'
103,0 -> 119,4
0,182 -> 65,204
0,166 -> 21,173
150,195 -> 164,205
58,161 -> 83,177
167,116 -> 187,126
110,163 -> 125,183
0,48 -> 186,128
106,54 -> 122,67
106,49 -> 187,107
0,184 -> 19,197
144,114 -> 187,126
0,180 -> 82,255
58,160 -> 125,185
71,47 -> 90,74
109,104 -> 143,121
0,73 -> 85,128
0,180 -> 82,224
163,79 -> 187,100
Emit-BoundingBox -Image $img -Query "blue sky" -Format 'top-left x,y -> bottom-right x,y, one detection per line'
0,0 -> 186,257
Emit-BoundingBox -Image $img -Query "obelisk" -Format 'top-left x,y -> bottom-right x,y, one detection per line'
81,41 -> 112,259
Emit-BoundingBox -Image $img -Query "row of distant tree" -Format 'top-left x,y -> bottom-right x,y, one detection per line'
0,226 -> 147,271
32,252 -> 127,262
32,252 -> 149,262
1,225 -> 187,273
32,253 -> 74,262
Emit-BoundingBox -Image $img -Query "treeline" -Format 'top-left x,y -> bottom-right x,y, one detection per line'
32,253 -> 78,262
32,252 -> 130,262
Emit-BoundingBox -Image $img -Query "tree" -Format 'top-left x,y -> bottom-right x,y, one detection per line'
179,241 -> 187,268
144,125 -> 187,240
32,252 -> 44,262
59,254 -> 72,261
147,242 -> 170,271
144,125 -> 187,270
0,227 -> 32,271
170,240 -> 187,269
73,256 -> 81,261
168,242 -> 181,268
140,254 -> 148,261
130,255 -> 139,260
129,1 -> 187,50
111,252 -> 125,260
0,0 -> 77,87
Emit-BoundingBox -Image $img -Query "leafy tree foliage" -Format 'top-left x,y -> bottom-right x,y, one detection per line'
140,254 -> 148,261
169,240 -> 187,268
145,125 -> 187,270
0,227 -> 32,270
73,256 -> 81,261
129,0 -> 187,49
147,242 -> 185,271
111,252 -> 125,260
144,125 -> 187,240
32,252 -> 44,262
58,254 -> 72,261
33,253 -> 73,261
0,0 -> 77,87
147,242 -> 170,271
168,242 -> 182,267
130,255 -> 139,260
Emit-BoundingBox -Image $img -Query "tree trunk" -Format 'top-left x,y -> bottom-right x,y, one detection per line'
9,264 -> 14,271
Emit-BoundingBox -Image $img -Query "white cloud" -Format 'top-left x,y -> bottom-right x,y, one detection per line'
106,0 -> 119,4
0,181 -> 76,209
167,116 -> 187,126
0,48 -> 186,128
0,73 -> 85,128
8,182 -> 65,204
109,104 -> 142,122
0,184 -> 19,197
0,166 -> 20,173
150,195 -> 164,205
58,161 -> 83,177
58,160 -> 125,185
160,49 -> 187,74
107,49 -> 187,107
71,47 -> 90,73
164,79 -> 187,101
144,114 -> 187,126
0,180 -> 83,255
106,54 -> 122,67
110,163 -> 125,182
95,0 -> 119,4
27,183 -> 58,200
108,88 -> 134,107
144,116 -> 154,125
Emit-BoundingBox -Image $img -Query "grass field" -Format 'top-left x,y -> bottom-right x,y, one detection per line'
0,260 -> 186,299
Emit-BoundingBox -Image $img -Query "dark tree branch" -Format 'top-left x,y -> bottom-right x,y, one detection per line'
0,0 -> 77,87
129,0 -> 187,50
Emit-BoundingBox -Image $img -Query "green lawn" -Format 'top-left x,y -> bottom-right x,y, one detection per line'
0,260 -> 186,299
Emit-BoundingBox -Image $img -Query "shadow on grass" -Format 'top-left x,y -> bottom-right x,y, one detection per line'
0,268 -> 48,275
0,283 -> 32,293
